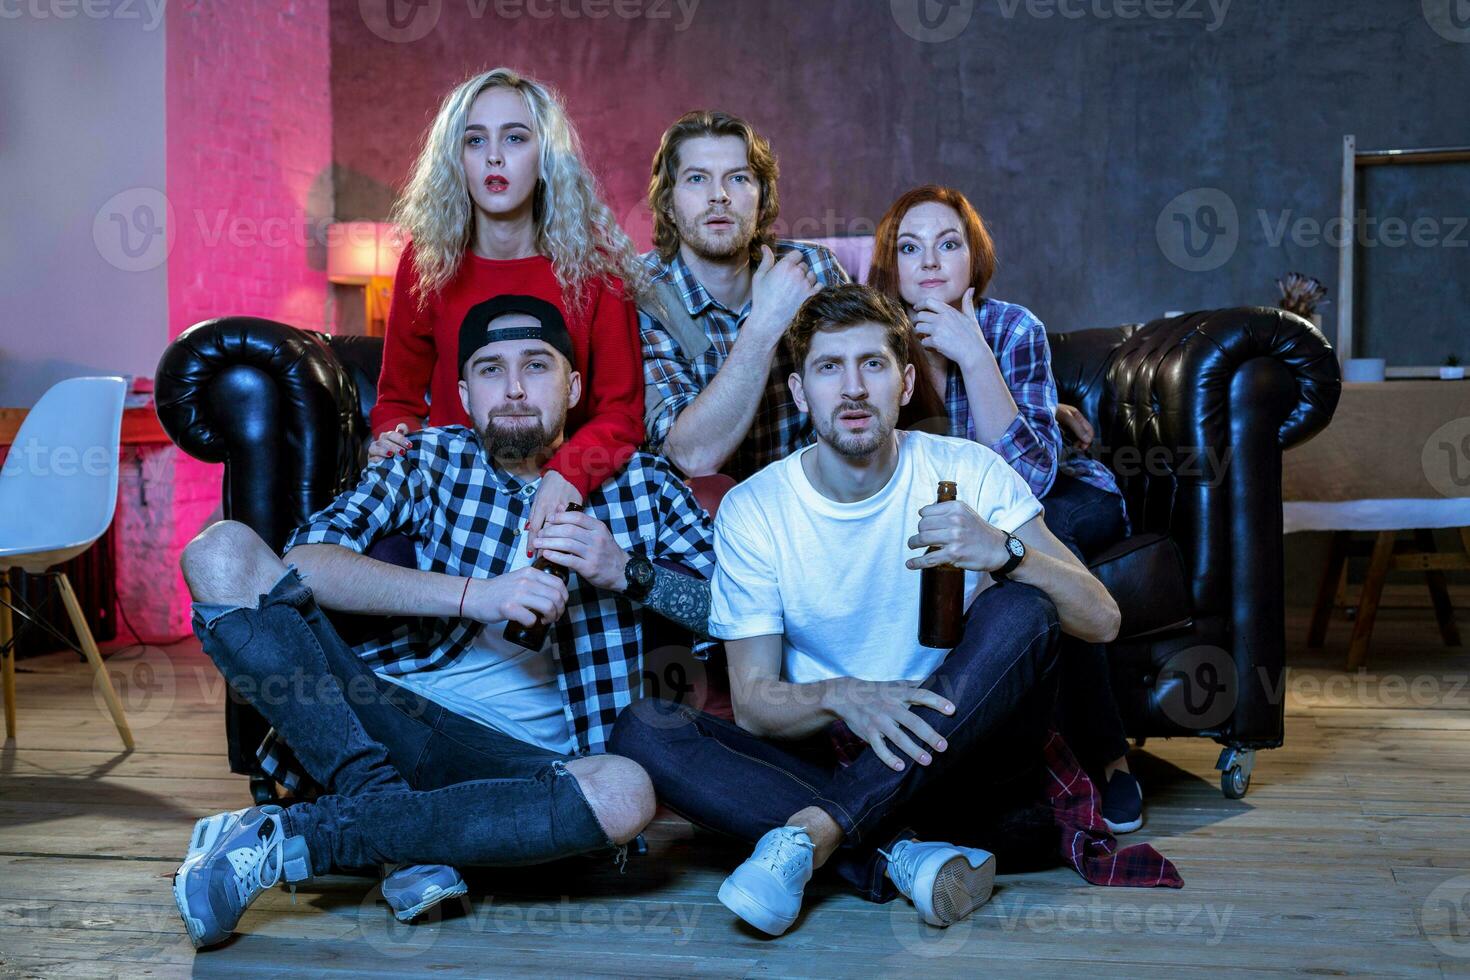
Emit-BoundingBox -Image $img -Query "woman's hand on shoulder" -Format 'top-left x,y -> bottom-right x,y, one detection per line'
368,423 -> 412,462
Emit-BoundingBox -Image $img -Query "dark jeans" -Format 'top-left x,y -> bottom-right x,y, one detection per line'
1041,472 -> 1131,772
192,569 -> 612,876
610,582 -> 1061,903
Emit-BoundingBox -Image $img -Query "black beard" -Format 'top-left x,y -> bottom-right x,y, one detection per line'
478,416 -> 551,465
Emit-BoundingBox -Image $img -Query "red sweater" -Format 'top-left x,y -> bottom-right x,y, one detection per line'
371,243 -> 644,499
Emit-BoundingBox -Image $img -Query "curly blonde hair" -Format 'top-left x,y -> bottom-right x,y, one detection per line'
390,68 -> 644,310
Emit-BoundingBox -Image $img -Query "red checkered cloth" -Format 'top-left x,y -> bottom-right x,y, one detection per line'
1041,730 -> 1183,888
829,723 -> 1183,888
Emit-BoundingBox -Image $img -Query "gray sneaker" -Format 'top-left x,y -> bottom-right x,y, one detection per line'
881,838 -> 996,927
381,864 -> 468,922
717,826 -> 815,936
172,805 -> 311,949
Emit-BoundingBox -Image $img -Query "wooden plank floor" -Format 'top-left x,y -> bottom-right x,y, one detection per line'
3,607 -> 1470,979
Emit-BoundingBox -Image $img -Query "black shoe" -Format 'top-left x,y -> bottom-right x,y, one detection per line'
1101,770 -> 1144,834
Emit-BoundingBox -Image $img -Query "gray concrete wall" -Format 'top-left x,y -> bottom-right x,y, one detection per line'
331,0 -> 1469,338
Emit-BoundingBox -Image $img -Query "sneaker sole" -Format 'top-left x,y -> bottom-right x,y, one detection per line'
718,877 -> 797,936
389,881 -> 469,923
173,811 -> 241,950
926,851 -> 997,928
1103,815 -> 1144,834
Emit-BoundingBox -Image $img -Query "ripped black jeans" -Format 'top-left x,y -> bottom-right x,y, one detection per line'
192,568 -> 612,875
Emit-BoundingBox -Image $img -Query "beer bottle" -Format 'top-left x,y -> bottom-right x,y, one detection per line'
918,481 -> 964,648
503,502 -> 583,651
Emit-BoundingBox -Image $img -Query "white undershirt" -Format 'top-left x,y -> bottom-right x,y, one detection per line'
377,531 -> 577,755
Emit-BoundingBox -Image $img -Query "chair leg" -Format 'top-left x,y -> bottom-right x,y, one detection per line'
1308,530 -> 1350,648
1417,529 -> 1460,647
54,572 -> 134,750
1347,531 -> 1396,671
2,573 -> 15,741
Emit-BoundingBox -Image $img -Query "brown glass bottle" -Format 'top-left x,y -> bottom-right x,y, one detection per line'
503,502 -> 582,651
918,481 -> 965,648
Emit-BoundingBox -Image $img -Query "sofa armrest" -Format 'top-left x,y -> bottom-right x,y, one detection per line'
1106,307 -> 1341,745
154,317 -> 364,552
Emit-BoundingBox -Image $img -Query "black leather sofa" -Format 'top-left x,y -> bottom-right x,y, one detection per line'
155,307 -> 1340,800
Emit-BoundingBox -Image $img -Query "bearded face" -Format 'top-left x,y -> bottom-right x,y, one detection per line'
668,134 -> 762,263
809,396 -> 898,460
476,399 -> 567,466
457,327 -> 580,471
673,199 -> 758,261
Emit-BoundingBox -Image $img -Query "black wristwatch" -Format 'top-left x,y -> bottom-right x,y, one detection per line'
622,552 -> 655,601
993,533 -> 1026,580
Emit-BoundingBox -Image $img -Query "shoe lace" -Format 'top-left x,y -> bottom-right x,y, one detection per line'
878,840 -> 917,896
226,818 -> 288,907
760,828 -> 814,878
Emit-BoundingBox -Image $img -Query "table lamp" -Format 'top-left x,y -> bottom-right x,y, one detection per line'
327,221 -> 405,337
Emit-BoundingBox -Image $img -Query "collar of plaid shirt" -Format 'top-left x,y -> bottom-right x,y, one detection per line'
259,426 -> 717,790
658,250 -> 724,317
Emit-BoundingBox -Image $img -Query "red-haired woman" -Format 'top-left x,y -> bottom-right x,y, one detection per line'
869,185 -> 1141,834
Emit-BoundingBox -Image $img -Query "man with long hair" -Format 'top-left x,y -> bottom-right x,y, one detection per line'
639,110 -> 850,480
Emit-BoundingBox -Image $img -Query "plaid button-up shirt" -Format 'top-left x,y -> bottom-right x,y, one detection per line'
944,297 -> 1123,504
640,241 -> 849,480
258,425 -> 715,789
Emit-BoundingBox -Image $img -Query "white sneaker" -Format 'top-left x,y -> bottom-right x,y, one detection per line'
882,838 -> 996,927
717,826 -> 815,936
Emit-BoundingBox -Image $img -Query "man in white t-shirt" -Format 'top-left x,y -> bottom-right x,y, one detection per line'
612,284 -> 1120,937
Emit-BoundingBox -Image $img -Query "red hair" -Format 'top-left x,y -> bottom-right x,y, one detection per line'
867,185 -> 997,302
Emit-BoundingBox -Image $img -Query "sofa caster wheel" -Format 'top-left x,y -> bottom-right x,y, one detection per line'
1215,746 -> 1254,799
1221,764 -> 1250,799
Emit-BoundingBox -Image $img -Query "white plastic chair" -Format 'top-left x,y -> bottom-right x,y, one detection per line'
0,376 -> 133,748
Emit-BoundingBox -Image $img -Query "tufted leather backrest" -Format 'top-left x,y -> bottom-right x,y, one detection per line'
1048,324 -> 1139,435
327,335 -> 386,439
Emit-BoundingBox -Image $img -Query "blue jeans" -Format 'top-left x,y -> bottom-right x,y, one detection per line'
610,581 -> 1061,902
1041,472 -> 1131,772
192,569 -> 613,876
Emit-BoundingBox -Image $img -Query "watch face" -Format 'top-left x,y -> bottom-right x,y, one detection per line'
629,556 -> 654,588
1007,536 -> 1026,558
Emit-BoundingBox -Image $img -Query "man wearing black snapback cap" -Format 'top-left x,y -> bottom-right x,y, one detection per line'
168,296 -> 717,949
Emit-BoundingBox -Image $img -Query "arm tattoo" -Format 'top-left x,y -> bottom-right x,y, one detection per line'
638,563 -> 712,637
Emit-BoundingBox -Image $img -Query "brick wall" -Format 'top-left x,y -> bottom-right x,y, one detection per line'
112,0 -> 334,641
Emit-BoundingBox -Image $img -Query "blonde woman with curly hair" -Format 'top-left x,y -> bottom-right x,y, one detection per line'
370,68 -> 646,538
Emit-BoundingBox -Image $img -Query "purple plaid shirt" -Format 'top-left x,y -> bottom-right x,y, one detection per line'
943,298 -> 1122,503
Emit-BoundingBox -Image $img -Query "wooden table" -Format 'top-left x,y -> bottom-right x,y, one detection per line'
1283,381 -> 1470,668
0,406 -> 170,448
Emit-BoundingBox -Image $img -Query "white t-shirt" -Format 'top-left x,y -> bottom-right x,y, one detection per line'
378,529 -> 577,755
708,430 -> 1043,685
